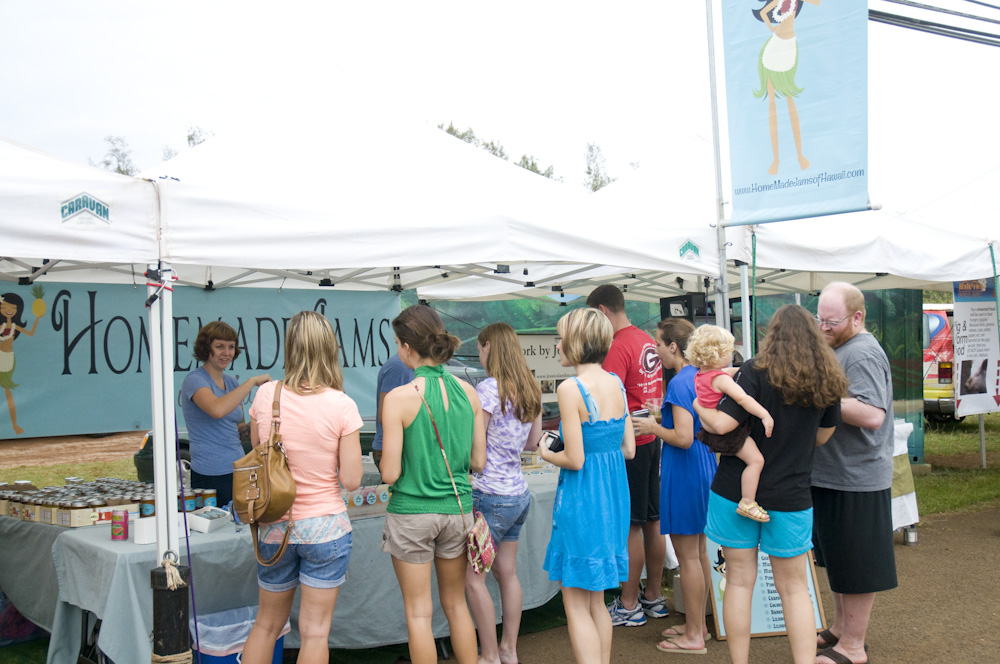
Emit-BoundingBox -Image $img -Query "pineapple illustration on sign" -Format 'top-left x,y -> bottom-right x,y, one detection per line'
1,286 -> 45,435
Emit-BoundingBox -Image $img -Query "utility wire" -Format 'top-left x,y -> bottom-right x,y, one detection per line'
958,0 -> 1000,12
871,9 -> 1000,46
883,0 -> 1000,26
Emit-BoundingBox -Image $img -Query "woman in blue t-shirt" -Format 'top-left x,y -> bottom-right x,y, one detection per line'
180,321 -> 270,506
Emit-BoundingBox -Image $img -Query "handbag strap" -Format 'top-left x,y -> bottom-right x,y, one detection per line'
413,383 -> 471,531
253,380 -> 293,566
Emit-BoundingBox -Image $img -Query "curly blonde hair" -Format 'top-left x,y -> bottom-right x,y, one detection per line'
684,325 -> 735,370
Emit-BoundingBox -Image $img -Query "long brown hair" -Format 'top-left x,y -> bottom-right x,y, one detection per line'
478,323 -> 541,423
754,304 -> 847,408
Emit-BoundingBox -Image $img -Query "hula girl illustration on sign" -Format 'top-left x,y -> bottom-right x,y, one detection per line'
753,0 -> 820,175
1,287 -> 45,435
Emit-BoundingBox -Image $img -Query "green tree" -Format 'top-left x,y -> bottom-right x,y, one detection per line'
91,135 -> 138,175
187,125 -> 213,148
439,122 -> 559,179
584,143 -> 616,192
923,289 -> 953,304
516,154 -> 560,181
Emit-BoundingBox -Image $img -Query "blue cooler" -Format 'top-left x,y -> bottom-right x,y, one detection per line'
190,605 -> 290,663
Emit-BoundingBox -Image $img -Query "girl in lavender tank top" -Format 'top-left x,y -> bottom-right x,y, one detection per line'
466,322 -> 543,664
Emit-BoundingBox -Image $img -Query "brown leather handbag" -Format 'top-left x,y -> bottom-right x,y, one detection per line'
232,381 -> 296,566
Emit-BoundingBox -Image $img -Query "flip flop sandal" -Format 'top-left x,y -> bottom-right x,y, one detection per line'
817,646 -> 869,664
736,500 -> 770,523
816,633 -> 870,655
656,638 -> 707,655
661,626 -> 711,641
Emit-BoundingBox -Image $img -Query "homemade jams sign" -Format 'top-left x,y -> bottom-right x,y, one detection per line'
0,283 -> 400,439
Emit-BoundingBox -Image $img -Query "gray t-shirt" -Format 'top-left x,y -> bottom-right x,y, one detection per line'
811,333 -> 894,492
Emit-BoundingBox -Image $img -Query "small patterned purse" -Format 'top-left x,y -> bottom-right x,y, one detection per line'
414,384 -> 496,575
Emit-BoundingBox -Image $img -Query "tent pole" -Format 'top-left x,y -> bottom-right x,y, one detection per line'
148,176 -> 180,562
705,0 -> 729,330
160,262 -> 180,555
147,264 -> 176,561
740,263 -> 752,358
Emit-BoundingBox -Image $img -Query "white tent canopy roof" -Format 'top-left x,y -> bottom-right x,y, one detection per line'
140,117 -> 722,296
0,137 -> 158,284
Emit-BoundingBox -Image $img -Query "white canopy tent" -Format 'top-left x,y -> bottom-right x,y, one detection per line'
141,115 -> 723,296
0,137 -> 158,280
0,137 -> 186,562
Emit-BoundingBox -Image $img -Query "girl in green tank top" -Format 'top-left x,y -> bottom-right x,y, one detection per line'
388,364 -> 475,514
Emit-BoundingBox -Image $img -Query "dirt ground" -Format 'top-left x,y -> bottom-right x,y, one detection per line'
0,431 -> 144,469
513,502 -> 1000,664
3,435 -> 998,663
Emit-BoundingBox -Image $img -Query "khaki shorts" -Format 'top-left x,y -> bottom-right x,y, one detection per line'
380,512 -> 468,564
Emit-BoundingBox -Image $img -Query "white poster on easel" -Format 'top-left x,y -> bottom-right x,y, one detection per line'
952,278 -> 1000,417
706,537 -> 826,640
518,334 -> 574,404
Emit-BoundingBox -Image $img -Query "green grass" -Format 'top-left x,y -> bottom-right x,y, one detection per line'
914,411 -> 1000,516
923,411 -> 1000,456
0,458 -> 137,489
0,639 -> 48,664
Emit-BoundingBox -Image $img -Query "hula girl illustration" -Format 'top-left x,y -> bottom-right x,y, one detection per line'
753,0 -> 821,175
1,287 -> 45,435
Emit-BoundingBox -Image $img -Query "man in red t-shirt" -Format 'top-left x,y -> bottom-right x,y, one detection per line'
588,285 -> 667,627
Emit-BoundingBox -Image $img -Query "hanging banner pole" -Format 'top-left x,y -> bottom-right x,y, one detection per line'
706,0 -> 730,331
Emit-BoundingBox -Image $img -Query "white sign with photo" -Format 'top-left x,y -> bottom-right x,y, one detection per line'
518,334 -> 574,403
952,278 -> 1000,417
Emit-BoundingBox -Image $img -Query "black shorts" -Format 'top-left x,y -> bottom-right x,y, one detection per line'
812,486 -> 898,594
625,440 -> 661,525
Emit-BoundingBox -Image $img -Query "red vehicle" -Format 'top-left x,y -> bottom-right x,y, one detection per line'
923,303 -> 961,423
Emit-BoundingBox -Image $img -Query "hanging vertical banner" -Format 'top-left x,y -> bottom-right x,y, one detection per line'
721,0 -> 869,223
953,278 -> 1000,417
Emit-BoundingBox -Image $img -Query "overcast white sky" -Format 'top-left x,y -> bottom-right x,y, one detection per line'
2,1 -> 998,211
0,1 -> 701,185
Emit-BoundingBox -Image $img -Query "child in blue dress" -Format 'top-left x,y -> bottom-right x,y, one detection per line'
541,308 -> 636,664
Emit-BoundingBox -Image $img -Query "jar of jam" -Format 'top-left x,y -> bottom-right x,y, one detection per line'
140,494 -> 156,518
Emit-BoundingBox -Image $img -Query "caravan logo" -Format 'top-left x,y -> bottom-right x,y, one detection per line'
679,239 -> 700,261
60,193 -> 111,227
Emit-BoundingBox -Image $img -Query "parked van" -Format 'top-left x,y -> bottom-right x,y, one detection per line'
923,303 -> 961,422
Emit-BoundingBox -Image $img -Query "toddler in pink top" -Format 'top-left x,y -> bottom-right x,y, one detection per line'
687,325 -> 774,522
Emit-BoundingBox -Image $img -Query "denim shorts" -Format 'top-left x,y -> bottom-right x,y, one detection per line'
705,492 -> 813,558
257,532 -> 352,592
473,489 -> 531,543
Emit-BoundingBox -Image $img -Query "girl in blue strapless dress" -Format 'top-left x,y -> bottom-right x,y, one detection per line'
540,308 -> 635,664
